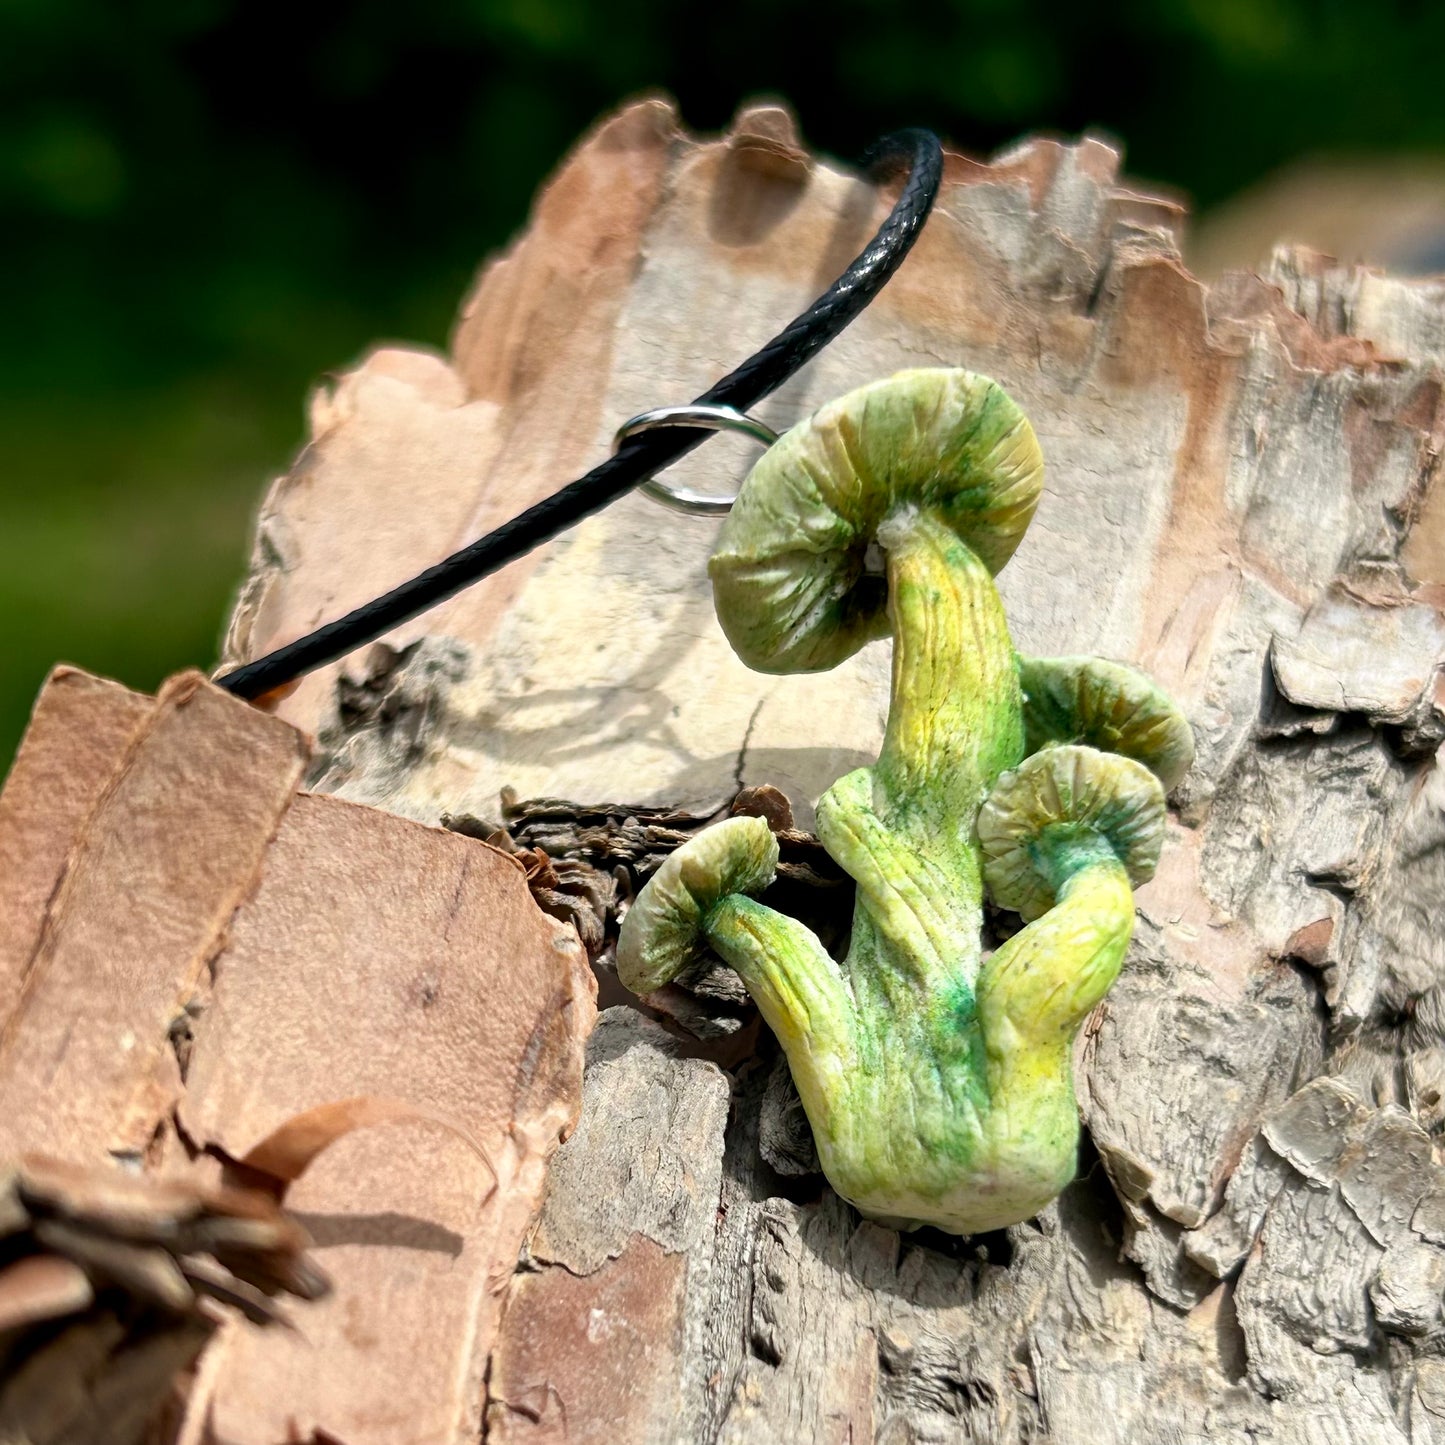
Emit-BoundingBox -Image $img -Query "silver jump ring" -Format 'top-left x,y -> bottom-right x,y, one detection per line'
613,404 -> 780,515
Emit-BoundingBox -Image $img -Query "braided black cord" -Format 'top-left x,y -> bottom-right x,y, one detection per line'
217,128 -> 943,699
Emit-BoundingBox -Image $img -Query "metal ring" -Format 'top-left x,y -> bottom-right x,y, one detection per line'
613,405 -> 780,515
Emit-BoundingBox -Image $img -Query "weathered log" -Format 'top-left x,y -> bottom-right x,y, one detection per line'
147,97 -> 1445,1439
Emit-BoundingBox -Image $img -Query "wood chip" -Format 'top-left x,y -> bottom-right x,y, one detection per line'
0,1254 -> 94,1333
0,668 -> 595,1441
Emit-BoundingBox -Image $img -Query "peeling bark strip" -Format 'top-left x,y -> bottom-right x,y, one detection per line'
0,672 -> 309,1163
0,668 -> 150,1026
178,791 -> 596,1443
218,99 -> 1445,1441
0,668 -> 595,1444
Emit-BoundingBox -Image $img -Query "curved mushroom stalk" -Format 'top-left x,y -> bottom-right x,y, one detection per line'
616,817 -> 857,1135
617,369 -> 1190,1236
970,745 -> 1166,1209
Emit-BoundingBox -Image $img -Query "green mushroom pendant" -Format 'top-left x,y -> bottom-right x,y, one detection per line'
617,369 -> 1193,1236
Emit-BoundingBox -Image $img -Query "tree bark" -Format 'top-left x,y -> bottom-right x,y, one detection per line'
0,671 -> 595,1444
227,100 -> 1445,1442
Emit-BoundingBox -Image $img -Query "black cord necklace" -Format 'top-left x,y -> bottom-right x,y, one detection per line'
216,128 -> 943,701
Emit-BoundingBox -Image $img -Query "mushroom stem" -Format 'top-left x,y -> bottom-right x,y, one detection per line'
978,855 -> 1134,1052
877,509 -> 1024,821
703,895 -> 856,1135
973,855 -> 1133,1183
814,508 -> 1024,1009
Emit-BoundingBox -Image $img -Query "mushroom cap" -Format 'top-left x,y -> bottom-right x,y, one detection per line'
1017,655 -> 1195,792
709,369 -> 1044,673
978,744 -> 1166,921
616,815 -> 779,995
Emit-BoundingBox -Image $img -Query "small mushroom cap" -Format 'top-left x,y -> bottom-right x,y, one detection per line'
616,815 -> 779,995
709,369 -> 1044,673
978,744 -> 1166,921
1018,655 -> 1195,792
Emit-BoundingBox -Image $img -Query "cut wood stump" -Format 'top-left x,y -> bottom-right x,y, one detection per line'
227,97 -> 1445,1443
4,96 -> 1445,1442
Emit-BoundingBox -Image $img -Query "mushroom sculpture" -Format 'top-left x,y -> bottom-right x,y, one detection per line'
618,369 -> 1193,1235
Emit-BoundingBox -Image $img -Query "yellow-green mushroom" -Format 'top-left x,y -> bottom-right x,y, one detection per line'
1016,654 -> 1195,793
616,368 -> 1189,1234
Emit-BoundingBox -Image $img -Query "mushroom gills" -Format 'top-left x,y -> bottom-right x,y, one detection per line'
1016,654 -> 1195,793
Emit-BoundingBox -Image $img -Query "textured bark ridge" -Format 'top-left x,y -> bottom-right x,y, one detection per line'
225,101 -> 1445,1441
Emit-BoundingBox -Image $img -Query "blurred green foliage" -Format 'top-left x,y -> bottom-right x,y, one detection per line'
3,0 -> 1444,766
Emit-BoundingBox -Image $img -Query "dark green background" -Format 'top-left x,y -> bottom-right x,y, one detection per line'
5,0 -> 1443,766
